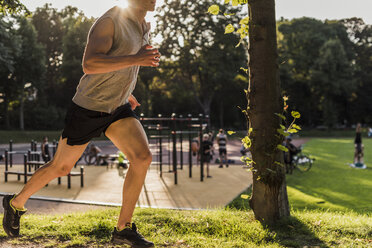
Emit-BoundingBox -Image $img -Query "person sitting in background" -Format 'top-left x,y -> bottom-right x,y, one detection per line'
90,144 -> 109,165
41,137 -> 50,163
367,127 -> 372,137
284,137 -> 298,174
118,151 -> 128,169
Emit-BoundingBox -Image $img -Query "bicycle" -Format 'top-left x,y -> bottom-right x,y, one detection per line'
80,144 -> 97,165
286,145 -> 315,174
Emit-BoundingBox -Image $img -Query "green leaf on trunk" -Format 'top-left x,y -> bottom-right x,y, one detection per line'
224,24 -> 235,34
291,111 -> 301,119
288,128 -> 298,133
277,128 -> 289,137
292,124 -> 301,130
275,113 -> 286,120
274,161 -> 284,167
240,67 -> 249,73
207,5 -> 220,15
242,136 -> 252,148
224,12 -> 235,16
239,17 -> 249,25
277,144 -> 288,152
241,194 -> 249,199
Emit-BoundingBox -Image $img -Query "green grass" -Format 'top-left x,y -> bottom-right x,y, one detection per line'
0,208 -> 371,247
1,137 -> 372,247
298,129 -> 364,138
287,138 -> 372,213
229,138 -> 372,214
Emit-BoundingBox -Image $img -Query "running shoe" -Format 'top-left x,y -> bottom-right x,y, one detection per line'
111,223 -> 154,248
2,194 -> 27,237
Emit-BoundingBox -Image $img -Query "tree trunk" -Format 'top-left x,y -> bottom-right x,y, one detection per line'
247,0 -> 290,223
19,89 -> 24,130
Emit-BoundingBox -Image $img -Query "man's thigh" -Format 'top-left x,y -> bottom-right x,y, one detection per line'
53,136 -> 89,167
104,117 -> 149,160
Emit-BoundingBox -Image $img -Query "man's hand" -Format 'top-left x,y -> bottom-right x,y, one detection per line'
135,45 -> 161,67
128,94 -> 141,110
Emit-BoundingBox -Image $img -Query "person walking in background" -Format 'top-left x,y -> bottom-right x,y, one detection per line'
3,1 -> 159,247
216,129 -> 228,168
41,137 -> 50,163
354,123 -> 364,164
202,133 -> 213,178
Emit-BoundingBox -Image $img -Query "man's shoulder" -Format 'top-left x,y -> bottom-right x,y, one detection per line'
99,6 -> 123,20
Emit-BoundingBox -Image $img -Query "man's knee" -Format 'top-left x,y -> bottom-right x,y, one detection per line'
130,149 -> 152,167
50,159 -> 74,177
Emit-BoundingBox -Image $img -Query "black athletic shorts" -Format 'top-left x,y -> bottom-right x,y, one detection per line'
219,148 -> 227,156
61,101 -> 138,146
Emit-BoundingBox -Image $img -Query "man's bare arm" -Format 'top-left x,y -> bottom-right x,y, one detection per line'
82,18 -> 160,74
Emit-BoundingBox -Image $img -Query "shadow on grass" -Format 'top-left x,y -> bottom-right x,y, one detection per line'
227,186 -> 329,248
266,215 -> 329,248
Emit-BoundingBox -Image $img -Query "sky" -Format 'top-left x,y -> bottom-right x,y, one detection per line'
21,0 -> 372,26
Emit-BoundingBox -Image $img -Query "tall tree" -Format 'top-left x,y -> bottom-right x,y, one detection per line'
155,0 -> 246,117
342,18 -> 372,124
31,4 -> 64,106
247,0 -> 290,222
0,0 -> 29,15
0,15 -> 20,128
59,8 -> 94,104
278,18 -> 356,127
12,16 -> 45,130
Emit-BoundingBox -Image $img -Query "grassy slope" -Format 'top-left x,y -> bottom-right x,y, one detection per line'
230,138 -> 372,214
0,138 -> 371,247
0,208 -> 371,248
287,138 -> 372,213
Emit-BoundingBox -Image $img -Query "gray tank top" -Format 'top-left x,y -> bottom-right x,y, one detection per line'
72,6 -> 151,113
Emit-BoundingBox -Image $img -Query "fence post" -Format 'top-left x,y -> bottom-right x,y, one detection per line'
179,114 -> 183,170
171,113 -> 178,185
157,120 -> 163,177
5,150 -> 8,182
9,140 -> 13,168
188,114 -> 192,178
80,166 -> 84,187
199,114 -> 204,182
24,154 -> 28,184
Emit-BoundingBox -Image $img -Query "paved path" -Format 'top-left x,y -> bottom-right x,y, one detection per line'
0,138 -> 308,214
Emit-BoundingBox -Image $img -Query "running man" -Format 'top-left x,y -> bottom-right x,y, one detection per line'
2,1 -> 159,247
216,129 -> 228,168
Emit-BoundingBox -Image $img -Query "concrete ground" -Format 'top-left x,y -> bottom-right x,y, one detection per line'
0,139 -> 252,213
0,138 -> 307,213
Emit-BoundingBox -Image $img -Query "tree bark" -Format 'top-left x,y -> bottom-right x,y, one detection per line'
247,0 -> 290,223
